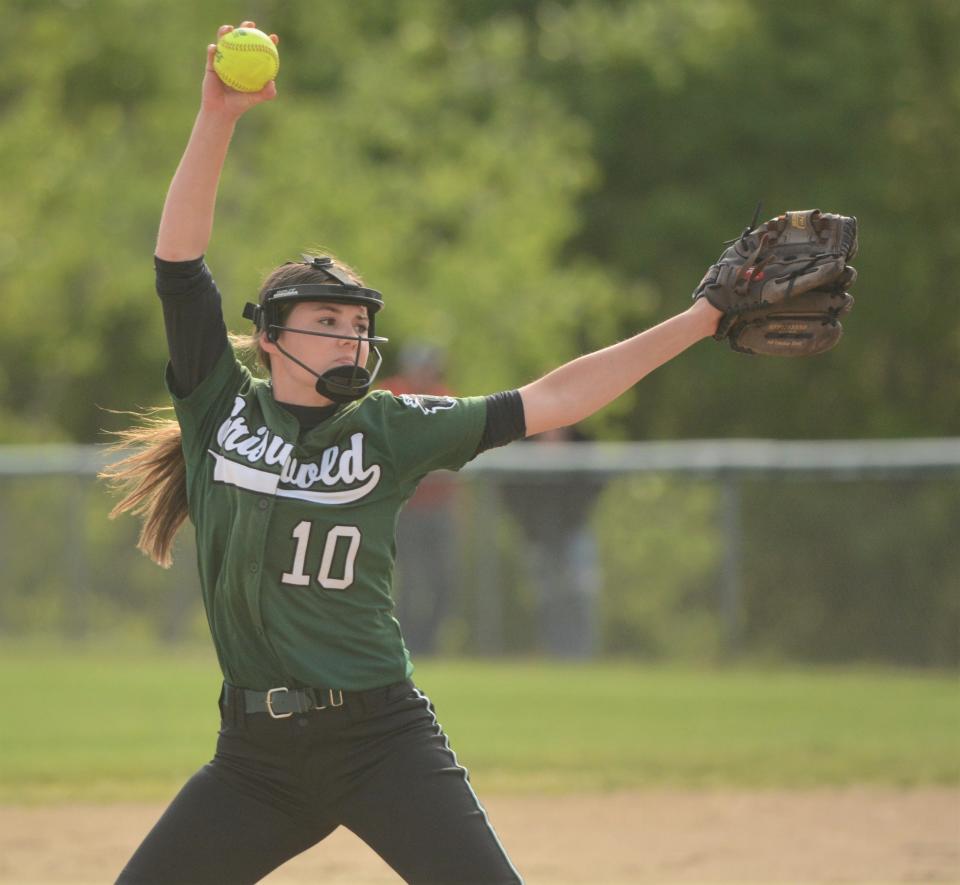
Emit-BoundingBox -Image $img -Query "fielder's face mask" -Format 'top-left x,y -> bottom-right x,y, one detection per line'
243,256 -> 388,404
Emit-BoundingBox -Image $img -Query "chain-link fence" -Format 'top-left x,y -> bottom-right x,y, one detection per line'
2,440 -> 957,666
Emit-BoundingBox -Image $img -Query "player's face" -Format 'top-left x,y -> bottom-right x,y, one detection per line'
264,301 -> 371,403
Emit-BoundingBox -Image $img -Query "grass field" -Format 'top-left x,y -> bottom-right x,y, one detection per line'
1,641 -> 957,803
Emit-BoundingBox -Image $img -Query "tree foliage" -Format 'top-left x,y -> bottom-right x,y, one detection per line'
1,0 -> 957,442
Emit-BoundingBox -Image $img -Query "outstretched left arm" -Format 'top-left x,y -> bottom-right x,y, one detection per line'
519,299 -> 721,437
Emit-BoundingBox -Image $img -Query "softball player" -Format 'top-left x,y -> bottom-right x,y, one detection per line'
107,23 -> 722,885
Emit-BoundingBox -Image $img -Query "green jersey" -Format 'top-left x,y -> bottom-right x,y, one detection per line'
169,345 -> 487,691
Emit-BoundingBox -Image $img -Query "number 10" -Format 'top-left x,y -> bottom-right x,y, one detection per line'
281,521 -> 361,590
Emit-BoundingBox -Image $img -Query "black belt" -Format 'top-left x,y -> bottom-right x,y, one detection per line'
222,680 -> 413,720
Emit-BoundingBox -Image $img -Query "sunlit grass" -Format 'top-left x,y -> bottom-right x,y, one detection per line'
1,641 -> 956,802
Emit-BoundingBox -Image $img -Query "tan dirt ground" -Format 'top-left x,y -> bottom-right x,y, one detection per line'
1,789 -> 957,884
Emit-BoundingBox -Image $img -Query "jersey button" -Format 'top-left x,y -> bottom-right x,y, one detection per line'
249,563 -> 257,575
257,498 -> 269,511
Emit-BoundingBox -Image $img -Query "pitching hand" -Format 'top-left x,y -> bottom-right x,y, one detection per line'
201,22 -> 278,117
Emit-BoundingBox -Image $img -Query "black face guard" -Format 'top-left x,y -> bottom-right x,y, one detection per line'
243,257 -> 388,404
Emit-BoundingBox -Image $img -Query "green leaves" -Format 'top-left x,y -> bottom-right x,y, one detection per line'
1,1 -> 957,441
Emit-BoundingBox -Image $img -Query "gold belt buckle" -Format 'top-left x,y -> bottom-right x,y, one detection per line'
265,686 -> 293,719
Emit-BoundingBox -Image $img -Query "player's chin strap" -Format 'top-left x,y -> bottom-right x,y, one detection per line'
271,328 -> 387,404
242,303 -> 388,404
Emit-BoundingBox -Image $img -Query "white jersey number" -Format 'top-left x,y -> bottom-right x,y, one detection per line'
281,521 -> 361,590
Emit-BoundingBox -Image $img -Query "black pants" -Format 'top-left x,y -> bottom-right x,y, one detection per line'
116,681 -> 522,885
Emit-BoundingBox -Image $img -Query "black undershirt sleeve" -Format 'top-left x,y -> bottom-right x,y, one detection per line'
476,390 -> 526,456
155,255 -> 230,398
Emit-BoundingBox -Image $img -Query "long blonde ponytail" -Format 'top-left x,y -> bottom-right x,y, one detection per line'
99,411 -> 188,568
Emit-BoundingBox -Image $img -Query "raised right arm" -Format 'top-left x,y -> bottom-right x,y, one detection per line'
156,23 -> 278,397
155,22 -> 278,261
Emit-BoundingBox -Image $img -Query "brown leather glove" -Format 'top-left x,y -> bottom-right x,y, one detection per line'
693,209 -> 858,356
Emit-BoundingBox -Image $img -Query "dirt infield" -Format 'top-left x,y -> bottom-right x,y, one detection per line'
1,789 -> 957,884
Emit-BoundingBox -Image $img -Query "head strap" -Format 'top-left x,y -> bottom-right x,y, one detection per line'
299,254 -> 356,287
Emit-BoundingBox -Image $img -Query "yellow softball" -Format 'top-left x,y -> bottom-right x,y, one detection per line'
213,27 -> 279,93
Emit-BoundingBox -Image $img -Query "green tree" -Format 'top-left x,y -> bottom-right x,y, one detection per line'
520,0 -> 960,439
0,1 -> 611,442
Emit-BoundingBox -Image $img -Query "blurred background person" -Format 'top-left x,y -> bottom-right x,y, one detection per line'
499,425 -> 604,658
